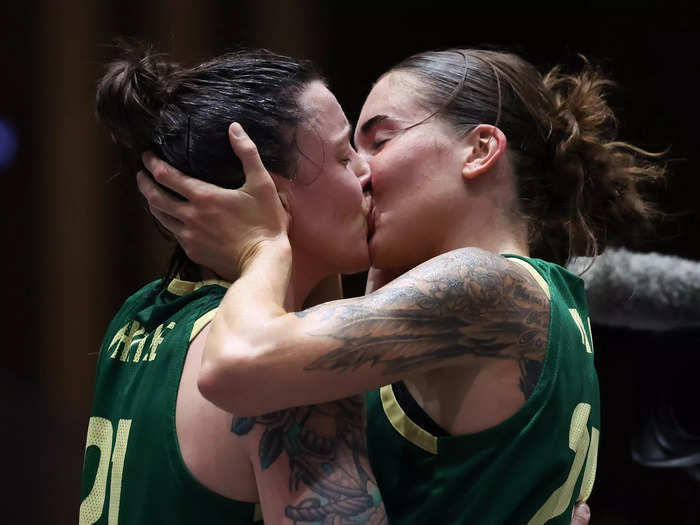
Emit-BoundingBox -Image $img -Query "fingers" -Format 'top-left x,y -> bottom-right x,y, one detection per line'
570,502 -> 591,525
228,122 -> 274,191
142,151 -> 214,200
151,208 -> 185,237
136,171 -> 185,218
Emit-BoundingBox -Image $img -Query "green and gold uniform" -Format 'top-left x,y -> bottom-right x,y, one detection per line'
80,279 -> 261,525
366,256 -> 600,525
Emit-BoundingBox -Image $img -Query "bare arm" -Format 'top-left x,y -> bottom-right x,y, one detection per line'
183,325 -> 385,524
199,245 -> 549,416
239,399 -> 386,524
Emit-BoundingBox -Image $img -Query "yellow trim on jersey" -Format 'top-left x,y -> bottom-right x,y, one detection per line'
190,308 -> 219,343
253,503 -> 263,522
508,258 -> 551,300
167,278 -> 231,296
380,385 -> 438,455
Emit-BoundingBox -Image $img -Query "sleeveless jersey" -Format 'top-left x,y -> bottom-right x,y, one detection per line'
366,255 -> 600,525
80,278 -> 262,524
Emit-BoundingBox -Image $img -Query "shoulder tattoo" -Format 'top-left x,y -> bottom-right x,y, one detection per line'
232,397 -> 386,523
299,249 -> 550,399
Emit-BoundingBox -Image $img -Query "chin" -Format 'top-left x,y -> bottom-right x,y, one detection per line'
369,237 -> 417,273
344,251 -> 371,274
329,241 -> 371,275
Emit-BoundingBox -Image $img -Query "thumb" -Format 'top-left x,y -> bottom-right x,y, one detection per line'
570,502 -> 591,525
228,122 -> 273,191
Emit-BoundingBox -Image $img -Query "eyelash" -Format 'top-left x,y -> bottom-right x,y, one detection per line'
373,139 -> 388,150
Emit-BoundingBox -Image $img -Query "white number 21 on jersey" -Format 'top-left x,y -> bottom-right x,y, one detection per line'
528,309 -> 598,524
568,309 -> 593,354
79,417 -> 132,525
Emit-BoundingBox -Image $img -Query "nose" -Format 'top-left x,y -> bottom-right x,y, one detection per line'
355,154 -> 371,190
355,155 -> 371,190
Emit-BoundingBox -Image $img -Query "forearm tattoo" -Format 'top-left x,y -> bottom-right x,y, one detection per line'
299,249 -> 549,399
232,396 -> 386,524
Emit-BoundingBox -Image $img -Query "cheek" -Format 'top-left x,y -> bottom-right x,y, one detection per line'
372,141 -> 444,197
287,171 -> 368,270
291,171 -> 362,231
327,170 -> 364,213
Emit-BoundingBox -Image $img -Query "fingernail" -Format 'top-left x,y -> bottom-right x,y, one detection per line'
231,122 -> 243,137
574,503 -> 590,519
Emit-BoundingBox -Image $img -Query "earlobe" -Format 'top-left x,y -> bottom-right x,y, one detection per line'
461,125 -> 507,180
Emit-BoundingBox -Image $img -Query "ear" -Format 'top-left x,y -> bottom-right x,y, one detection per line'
461,125 -> 507,180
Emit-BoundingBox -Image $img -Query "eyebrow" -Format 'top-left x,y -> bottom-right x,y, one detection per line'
359,114 -> 390,136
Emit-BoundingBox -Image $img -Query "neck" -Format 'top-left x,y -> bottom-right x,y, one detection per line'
442,208 -> 530,259
446,171 -> 530,258
449,156 -> 530,257
284,257 -> 326,311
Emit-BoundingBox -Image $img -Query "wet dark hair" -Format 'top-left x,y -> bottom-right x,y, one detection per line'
96,41 -> 323,283
390,49 -> 666,267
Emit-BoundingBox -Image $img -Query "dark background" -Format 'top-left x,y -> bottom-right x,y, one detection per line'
2,2 -> 699,523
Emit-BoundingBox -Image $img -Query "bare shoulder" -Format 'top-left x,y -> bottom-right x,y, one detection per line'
392,247 -> 550,312
177,324 -> 258,501
395,248 -> 551,399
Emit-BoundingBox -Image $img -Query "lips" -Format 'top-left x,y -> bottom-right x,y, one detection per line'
363,191 -> 375,240
362,191 -> 374,240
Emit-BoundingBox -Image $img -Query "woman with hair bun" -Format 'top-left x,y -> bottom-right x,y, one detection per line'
136,48 -> 649,524
81,43 -> 388,524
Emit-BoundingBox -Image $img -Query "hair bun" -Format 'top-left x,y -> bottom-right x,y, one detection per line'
538,58 -> 666,262
95,40 -> 180,155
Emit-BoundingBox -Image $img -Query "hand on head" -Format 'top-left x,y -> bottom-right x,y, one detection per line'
137,122 -> 291,282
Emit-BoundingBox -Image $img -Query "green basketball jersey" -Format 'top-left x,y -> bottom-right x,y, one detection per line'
80,278 -> 262,525
366,255 -> 600,525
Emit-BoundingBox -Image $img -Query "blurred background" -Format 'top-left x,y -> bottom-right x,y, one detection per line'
2,2 -> 699,523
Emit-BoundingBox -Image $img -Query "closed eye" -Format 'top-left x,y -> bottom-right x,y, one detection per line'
373,139 -> 388,151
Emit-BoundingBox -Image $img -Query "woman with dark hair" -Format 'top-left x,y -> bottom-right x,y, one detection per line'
81,44 -> 387,524
135,48 -> 642,524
